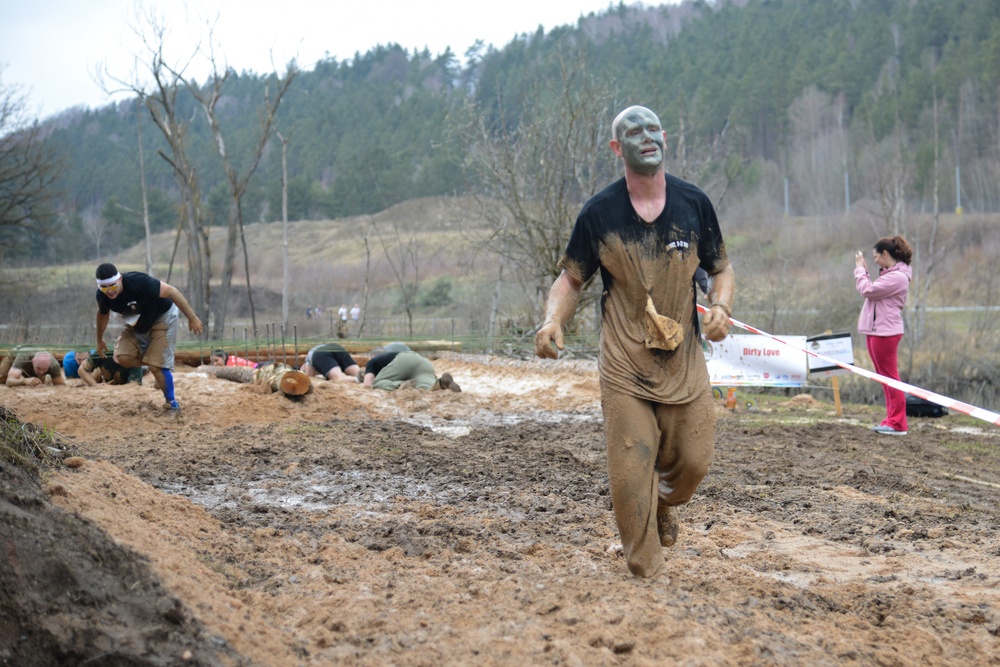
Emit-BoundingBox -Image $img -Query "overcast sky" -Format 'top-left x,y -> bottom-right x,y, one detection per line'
0,0 -> 677,120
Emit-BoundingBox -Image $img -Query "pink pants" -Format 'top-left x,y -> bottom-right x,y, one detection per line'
866,334 -> 907,431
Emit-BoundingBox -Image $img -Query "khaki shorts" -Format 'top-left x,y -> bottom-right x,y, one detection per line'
115,304 -> 178,370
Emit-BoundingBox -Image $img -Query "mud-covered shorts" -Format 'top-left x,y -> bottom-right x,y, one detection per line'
115,304 -> 178,370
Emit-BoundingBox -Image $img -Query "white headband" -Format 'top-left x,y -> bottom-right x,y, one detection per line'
96,273 -> 121,287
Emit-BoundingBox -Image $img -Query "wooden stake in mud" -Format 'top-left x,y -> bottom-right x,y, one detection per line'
200,363 -> 312,397
824,330 -> 843,417
832,376 -> 843,417
281,325 -> 287,365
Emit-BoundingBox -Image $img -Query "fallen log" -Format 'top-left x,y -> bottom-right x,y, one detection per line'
0,341 -> 461,368
198,363 -> 313,397
172,340 -> 460,368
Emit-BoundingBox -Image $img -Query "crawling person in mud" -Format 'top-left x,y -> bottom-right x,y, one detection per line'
535,105 -> 736,578
301,342 -> 359,382
360,343 -> 461,392
209,349 -> 256,369
0,348 -> 66,387
79,350 -> 145,386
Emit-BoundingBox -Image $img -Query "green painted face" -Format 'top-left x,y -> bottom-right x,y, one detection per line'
615,107 -> 665,175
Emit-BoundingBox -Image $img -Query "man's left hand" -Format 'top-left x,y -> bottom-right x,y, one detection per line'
702,305 -> 731,342
189,316 -> 203,336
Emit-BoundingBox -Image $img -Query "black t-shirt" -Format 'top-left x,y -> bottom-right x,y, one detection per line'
365,352 -> 398,377
96,272 -> 172,334
83,355 -> 142,384
558,174 -> 729,403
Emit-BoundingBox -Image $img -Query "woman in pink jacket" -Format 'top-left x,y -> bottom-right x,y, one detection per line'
854,235 -> 913,435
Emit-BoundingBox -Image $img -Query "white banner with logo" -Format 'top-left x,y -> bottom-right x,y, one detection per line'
704,334 -> 809,387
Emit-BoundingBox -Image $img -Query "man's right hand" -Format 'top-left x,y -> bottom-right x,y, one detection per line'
96,340 -> 108,357
534,321 -> 564,359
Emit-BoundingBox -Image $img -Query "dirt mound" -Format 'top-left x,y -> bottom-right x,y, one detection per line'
1,413 -> 240,666
784,392 -> 820,406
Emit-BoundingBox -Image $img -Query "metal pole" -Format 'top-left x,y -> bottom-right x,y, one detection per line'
825,330 -> 843,417
844,171 -> 850,215
956,165 -> 963,214
784,177 -> 789,216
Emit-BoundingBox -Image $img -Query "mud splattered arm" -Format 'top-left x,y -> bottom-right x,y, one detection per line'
535,270 -> 584,359
78,362 -> 100,386
703,263 -> 735,342
96,310 -> 110,357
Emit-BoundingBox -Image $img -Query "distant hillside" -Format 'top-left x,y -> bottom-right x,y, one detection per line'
0,196 -> 502,341
105,194 -> 497,315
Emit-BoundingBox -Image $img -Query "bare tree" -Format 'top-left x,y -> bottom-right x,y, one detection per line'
135,99 -> 153,273
102,8 -> 211,322
0,69 -> 61,249
183,37 -> 297,337
859,25 -> 910,237
883,126 -> 910,237
373,220 -> 426,337
457,50 -> 618,318
276,129 -> 290,331
80,205 -> 107,259
103,6 -> 296,337
856,106 -> 911,238
907,69 -> 949,352
358,219 -> 379,338
786,86 -> 848,215
669,112 -> 742,212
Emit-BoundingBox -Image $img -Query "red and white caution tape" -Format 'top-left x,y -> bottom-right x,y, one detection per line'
698,303 -> 1000,427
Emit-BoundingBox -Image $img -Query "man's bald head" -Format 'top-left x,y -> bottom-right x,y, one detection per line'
31,352 -> 52,376
611,105 -> 661,142
610,106 -> 666,176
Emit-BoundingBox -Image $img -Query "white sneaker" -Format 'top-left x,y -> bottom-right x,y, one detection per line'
871,425 -> 907,436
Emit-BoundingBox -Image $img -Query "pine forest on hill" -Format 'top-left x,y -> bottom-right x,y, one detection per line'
13,0 -> 1000,253
2,0 -> 1000,407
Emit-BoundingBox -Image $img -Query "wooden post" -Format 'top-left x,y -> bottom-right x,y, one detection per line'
824,329 -> 843,417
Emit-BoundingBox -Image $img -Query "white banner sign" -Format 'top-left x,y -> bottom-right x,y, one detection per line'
704,334 -> 809,387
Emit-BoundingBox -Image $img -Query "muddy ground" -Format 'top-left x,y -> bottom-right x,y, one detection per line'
1,353 -> 998,666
